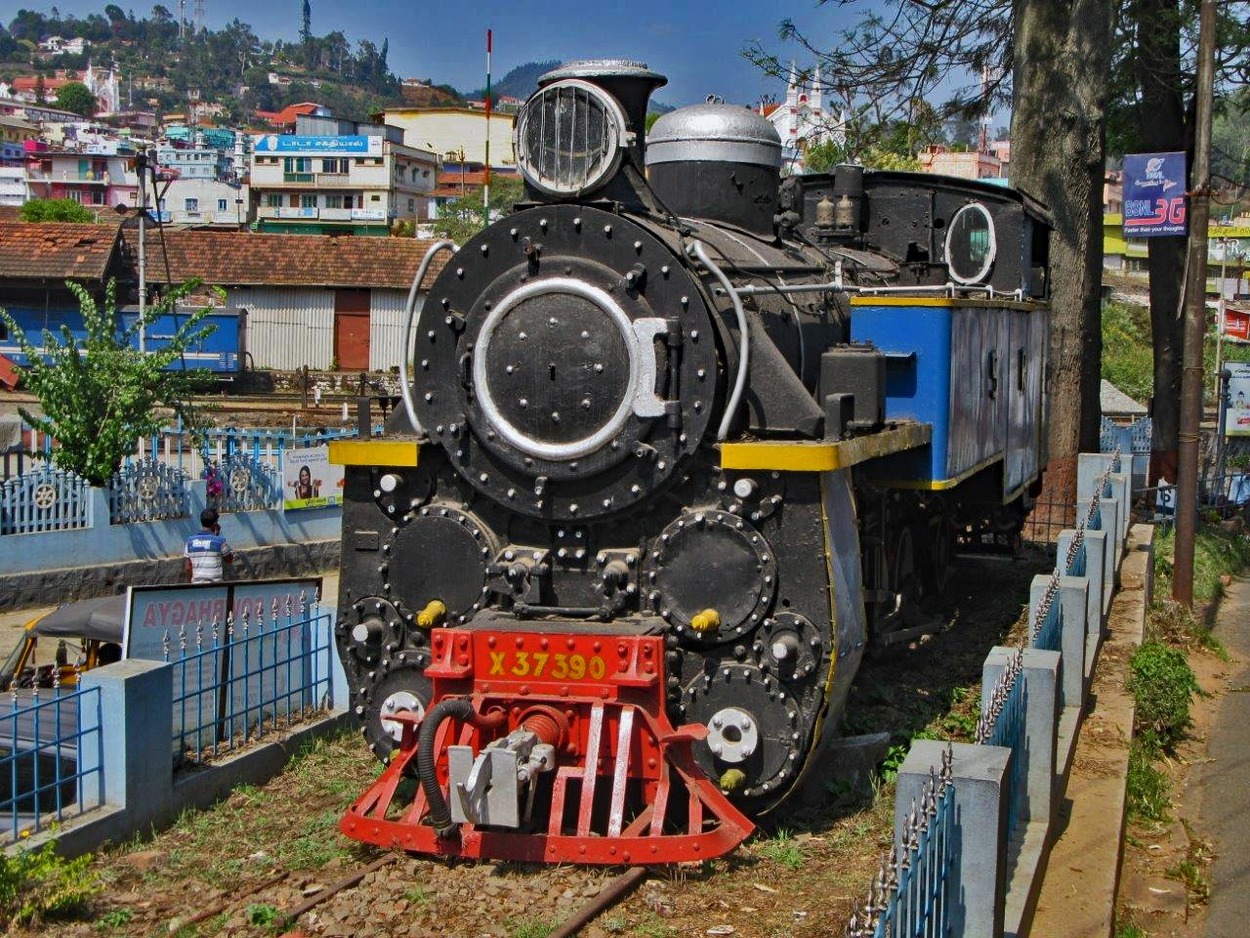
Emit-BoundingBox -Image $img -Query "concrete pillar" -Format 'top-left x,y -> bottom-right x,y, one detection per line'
898,740 -> 1010,938
79,660 -> 174,827
309,610 -> 348,712
1058,529 -> 1107,635
982,646 -> 1060,828
1109,472 -> 1132,548
1027,576 -> 1089,709
1077,453 -> 1119,503
1096,496 -> 1122,578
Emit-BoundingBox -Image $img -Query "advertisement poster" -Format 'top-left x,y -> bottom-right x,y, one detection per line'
1123,152 -> 1188,237
283,446 -> 344,511
1225,362 -> 1250,436
1223,307 -> 1250,343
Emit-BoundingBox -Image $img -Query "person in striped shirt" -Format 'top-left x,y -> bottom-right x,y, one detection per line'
184,508 -> 234,584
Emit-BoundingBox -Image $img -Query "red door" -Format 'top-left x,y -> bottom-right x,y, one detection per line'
334,289 -> 370,370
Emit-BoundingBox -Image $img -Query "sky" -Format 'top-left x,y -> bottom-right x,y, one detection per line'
29,0 -> 858,108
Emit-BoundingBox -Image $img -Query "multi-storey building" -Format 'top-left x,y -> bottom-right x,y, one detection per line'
250,114 -> 437,236
381,106 -> 516,168
23,144 -> 137,211
0,166 -> 27,207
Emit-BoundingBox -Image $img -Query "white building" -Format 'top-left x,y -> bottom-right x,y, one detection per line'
250,114 -> 437,236
758,63 -> 845,173
0,165 -> 28,207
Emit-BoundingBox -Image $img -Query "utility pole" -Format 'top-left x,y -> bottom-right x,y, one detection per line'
1173,0 -> 1217,607
135,149 -> 148,353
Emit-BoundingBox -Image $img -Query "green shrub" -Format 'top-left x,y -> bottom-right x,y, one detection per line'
1126,739 -> 1171,822
0,839 -> 101,928
1129,642 -> 1199,750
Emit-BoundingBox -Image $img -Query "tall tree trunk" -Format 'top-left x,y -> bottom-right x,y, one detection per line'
1011,0 -> 1113,523
1132,0 -> 1187,485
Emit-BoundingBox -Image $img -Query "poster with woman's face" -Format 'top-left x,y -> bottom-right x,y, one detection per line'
283,446 -> 345,510
1226,363 -> 1250,437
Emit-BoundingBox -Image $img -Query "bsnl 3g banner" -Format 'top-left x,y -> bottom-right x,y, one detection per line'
1123,152 -> 1188,237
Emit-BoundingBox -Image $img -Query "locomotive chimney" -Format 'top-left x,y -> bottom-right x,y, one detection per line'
537,59 -> 666,166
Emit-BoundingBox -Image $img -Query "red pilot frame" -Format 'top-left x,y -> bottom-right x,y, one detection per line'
340,628 -> 755,864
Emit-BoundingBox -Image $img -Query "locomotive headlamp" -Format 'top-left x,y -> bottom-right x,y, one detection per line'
515,79 -> 630,197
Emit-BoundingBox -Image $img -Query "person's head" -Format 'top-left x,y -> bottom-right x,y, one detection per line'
200,508 -> 220,531
299,466 -> 311,484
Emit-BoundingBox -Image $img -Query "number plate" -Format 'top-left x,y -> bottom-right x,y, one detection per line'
466,631 -> 661,693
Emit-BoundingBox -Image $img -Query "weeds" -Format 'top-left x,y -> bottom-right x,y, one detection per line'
756,828 -> 805,870
0,838 -> 101,928
504,914 -> 557,938
96,907 -> 133,929
246,902 -> 279,927
1126,740 -> 1170,823
1129,642 -> 1199,750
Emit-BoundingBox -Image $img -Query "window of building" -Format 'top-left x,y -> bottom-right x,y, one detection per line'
322,158 -> 348,173
284,156 -> 312,174
325,194 -> 344,208
218,199 -> 227,212
301,193 -> 317,209
344,195 -> 354,209
184,198 -> 199,212
408,198 -> 414,211
370,194 -> 381,201
265,193 -> 282,207
87,190 -> 104,206
67,190 -> 83,203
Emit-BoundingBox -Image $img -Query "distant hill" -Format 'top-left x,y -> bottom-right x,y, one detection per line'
470,60 -> 677,114
467,61 -> 560,103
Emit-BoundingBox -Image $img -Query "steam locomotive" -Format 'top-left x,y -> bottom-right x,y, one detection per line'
329,59 -> 1051,865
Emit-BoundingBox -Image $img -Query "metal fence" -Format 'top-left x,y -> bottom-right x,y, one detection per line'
1,684 -> 104,844
108,456 -> 192,524
0,465 -> 92,535
847,747 -> 954,938
0,422 -> 357,535
850,453 -> 1125,935
165,599 -> 335,765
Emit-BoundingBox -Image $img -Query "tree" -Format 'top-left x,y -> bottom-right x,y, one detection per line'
0,280 -> 219,485
431,175 -> 524,245
55,80 -> 96,116
746,0 -> 1113,511
1010,0 -> 1114,504
19,198 -> 96,223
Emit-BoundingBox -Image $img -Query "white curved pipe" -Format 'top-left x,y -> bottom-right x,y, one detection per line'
689,240 -> 750,441
400,240 -> 458,435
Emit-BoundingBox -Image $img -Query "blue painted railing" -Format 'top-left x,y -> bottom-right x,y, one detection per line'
1,684 -> 104,844
0,422 -> 357,534
848,748 -> 955,938
165,600 -> 335,764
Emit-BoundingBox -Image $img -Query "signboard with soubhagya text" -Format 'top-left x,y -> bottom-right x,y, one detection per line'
1123,152 -> 1188,238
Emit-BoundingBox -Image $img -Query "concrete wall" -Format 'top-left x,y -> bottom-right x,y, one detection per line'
0,479 -> 341,609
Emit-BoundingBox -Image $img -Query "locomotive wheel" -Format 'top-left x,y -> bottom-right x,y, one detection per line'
891,525 -> 922,610
360,657 -> 432,759
920,514 -> 954,596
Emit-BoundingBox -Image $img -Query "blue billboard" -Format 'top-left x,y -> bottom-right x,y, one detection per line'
252,134 -> 380,154
1123,152 -> 1187,237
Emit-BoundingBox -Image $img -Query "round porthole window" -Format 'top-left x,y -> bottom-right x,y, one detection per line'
945,202 -> 997,285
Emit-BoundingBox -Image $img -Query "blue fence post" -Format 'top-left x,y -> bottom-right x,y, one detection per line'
898,740 -> 1010,938
984,646 -> 1060,828
79,661 -> 174,827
